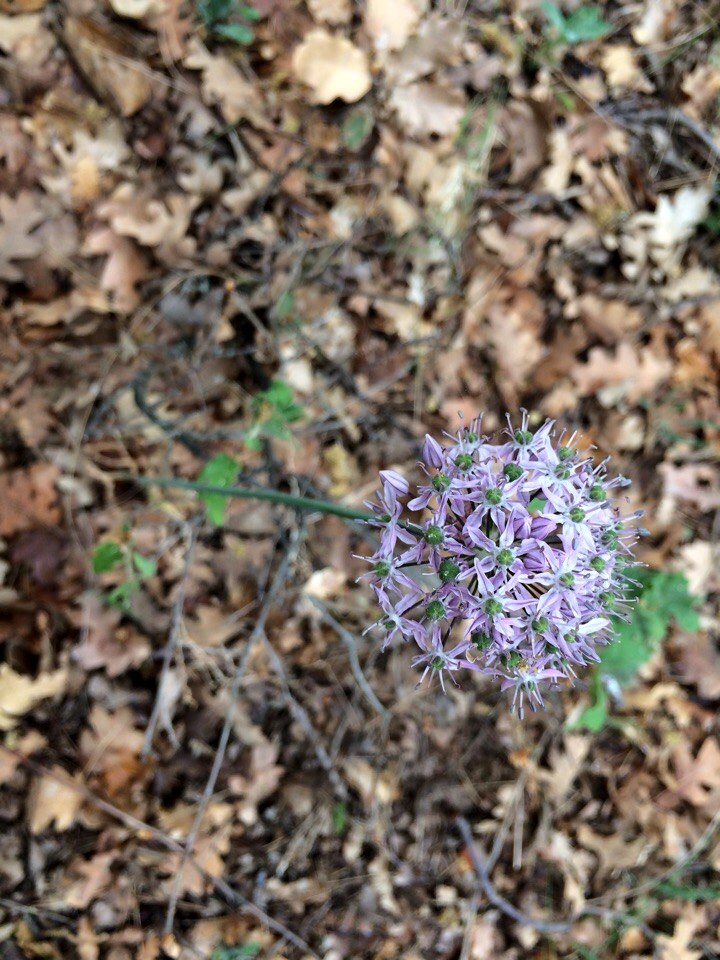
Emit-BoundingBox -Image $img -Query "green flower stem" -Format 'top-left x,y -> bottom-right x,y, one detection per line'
130,475 -> 423,534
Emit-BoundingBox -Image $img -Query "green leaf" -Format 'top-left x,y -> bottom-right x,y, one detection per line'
332,801 -> 347,835
237,3 -> 261,20
92,541 -> 124,574
542,2 -> 610,44
569,673 -> 608,731
210,944 -> 261,960
107,579 -> 140,609
541,1 -> 567,34
527,496 -> 547,514
131,552 -> 156,580
598,616 -> 653,684
197,453 -> 241,525
197,0 -> 234,26
652,880 -> 720,902
214,21 -> 255,43
342,108 -> 374,151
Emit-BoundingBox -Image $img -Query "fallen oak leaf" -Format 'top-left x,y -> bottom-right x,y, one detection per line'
389,81 -> 465,136
0,462 -> 61,536
26,766 -> 84,833
292,29 -> 372,104
0,664 -> 67,731
63,16 -> 154,117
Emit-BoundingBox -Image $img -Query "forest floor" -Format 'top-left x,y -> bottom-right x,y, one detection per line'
1,0 -> 720,958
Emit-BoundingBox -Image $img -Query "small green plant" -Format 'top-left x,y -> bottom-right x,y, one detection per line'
245,379 -> 305,451
210,945 -> 261,960
196,0 -> 261,45
571,567 -> 701,731
197,452 -> 241,525
91,537 -> 157,610
541,2 -> 611,44
194,380 -> 305,526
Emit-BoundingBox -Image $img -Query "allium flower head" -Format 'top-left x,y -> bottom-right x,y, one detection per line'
360,413 -> 641,716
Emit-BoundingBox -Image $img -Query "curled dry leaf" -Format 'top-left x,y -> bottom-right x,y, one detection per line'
659,462 -> 720,513
389,81 -> 465,136
307,0 -> 351,24
63,17 -> 154,117
26,767 -> 84,833
572,340 -> 672,406
0,190 -> 45,282
184,38 -> 269,126
0,462 -> 61,536
0,664 -> 67,731
364,0 -> 425,52
292,29 -> 372,105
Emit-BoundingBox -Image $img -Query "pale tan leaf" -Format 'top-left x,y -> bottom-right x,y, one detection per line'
26,767 -> 83,833
0,665 -> 67,731
292,30 -> 372,105
364,0 -> 426,51
389,82 -> 465,136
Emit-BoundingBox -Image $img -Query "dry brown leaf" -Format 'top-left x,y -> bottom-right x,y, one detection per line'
0,730 -> 45,784
0,190 -> 45,282
632,0 -> 678,47
307,0 -> 351,24
498,101 -> 547,184
26,767 -> 83,833
600,44 -> 653,92
343,758 -> 399,806
228,742 -> 284,825
681,63 -> 720,119
659,462 -> 720,513
576,824 -> 648,880
79,704 -> 146,795
82,226 -> 148,313
657,905 -> 706,960
108,0 -> 164,17
0,12 -> 54,63
383,15 -> 464,86
664,738 -> 720,808
0,462 -> 61,536
576,293 -> 644,343
364,0 -> 425,52
572,340 -> 672,406
63,852 -> 117,909
540,734 -> 590,802
63,17 -> 154,117
184,38 -> 269,125
72,591 -> 151,677
0,665 -> 67,731
677,630 -> 720,701
292,29 -> 371,105
0,0 -> 47,10
389,82 -> 465,136
627,185 -> 713,275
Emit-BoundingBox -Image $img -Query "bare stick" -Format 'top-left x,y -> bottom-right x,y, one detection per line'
262,632 -> 348,800
143,519 -> 197,757
457,817 -> 571,934
307,596 -> 390,720
164,529 -> 303,934
0,746 -> 318,958
457,818 -> 655,938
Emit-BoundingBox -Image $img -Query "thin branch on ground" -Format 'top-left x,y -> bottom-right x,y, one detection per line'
307,596 -> 391,721
261,631 -> 348,800
0,746 -> 318,959
143,518 -> 198,757
164,527 -> 304,935
457,817 -> 655,939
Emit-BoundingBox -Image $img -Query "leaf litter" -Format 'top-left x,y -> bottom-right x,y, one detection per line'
0,0 -> 719,958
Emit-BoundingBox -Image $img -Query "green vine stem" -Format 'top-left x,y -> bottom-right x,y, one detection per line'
130,474 -> 378,524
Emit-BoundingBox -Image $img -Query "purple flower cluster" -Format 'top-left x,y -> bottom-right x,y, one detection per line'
360,414 -> 641,716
